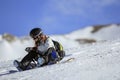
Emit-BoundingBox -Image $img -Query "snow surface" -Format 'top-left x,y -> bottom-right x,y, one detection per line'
66,24 -> 120,40
0,25 -> 120,80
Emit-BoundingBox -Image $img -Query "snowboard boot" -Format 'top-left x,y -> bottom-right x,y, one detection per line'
13,60 -> 26,71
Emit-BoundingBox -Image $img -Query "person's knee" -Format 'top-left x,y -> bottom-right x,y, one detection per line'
58,50 -> 65,59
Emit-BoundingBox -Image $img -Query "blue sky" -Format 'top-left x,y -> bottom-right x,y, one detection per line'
0,0 -> 120,36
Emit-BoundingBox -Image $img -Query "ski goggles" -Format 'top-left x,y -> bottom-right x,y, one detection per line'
33,33 -> 43,40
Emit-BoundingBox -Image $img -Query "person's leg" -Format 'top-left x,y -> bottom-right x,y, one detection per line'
58,50 -> 65,60
38,48 -> 60,66
20,51 -> 38,69
48,50 -> 60,64
38,50 -> 58,66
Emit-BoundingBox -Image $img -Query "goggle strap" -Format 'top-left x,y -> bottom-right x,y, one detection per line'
33,31 -> 43,38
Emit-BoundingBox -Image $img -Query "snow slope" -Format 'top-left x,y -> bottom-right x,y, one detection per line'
0,39 -> 120,80
66,24 -> 120,40
0,24 -> 120,80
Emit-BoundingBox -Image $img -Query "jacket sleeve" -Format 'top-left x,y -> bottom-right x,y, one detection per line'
44,47 -> 55,56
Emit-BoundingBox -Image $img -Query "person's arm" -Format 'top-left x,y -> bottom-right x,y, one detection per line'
44,47 -> 54,56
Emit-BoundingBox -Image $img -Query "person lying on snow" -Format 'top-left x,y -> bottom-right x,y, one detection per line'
14,28 -> 65,71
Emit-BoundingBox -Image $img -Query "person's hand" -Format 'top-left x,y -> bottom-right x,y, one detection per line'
25,47 -> 33,52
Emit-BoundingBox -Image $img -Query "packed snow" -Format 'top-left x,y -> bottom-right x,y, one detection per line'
0,24 -> 120,80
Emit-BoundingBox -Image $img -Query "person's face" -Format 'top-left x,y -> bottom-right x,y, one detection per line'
33,34 -> 43,42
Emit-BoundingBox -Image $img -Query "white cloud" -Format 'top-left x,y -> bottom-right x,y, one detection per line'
41,16 -> 56,25
51,0 -> 86,15
39,0 -> 120,30
47,0 -> 119,16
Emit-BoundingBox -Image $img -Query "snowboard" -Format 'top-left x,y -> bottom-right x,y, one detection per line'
13,60 -> 37,71
13,58 -> 75,71
13,60 -> 24,71
62,58 -> 75,63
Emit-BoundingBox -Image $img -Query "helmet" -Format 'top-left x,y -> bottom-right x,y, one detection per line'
29,28 -> 43,38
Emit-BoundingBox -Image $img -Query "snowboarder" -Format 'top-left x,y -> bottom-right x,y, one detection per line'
14,28 -> 65,71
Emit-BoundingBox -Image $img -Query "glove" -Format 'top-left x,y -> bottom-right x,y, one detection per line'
25,47 -> 38,52
25,47 -> 33,52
